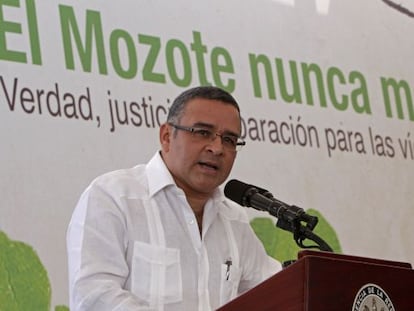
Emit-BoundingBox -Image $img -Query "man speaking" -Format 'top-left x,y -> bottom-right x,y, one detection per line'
67,86 -> 281,310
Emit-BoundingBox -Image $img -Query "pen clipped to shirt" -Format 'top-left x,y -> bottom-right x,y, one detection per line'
225,258 -> 232,281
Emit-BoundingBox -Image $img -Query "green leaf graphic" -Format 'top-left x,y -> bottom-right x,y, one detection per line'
251,209 -> 342,264
0,231 -> 51,311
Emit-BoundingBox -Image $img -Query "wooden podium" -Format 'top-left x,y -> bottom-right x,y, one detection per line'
218,250 -> 414,310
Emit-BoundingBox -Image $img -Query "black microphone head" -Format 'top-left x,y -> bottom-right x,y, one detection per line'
224,179 -> 257,207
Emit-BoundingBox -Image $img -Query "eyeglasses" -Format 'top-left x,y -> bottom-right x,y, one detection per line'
169,123 -> 246,151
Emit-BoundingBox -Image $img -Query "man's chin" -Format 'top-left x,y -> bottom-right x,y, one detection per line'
191,179 -> 222,194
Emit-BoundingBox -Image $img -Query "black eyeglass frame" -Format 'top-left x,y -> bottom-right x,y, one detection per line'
168,123 -> 246,151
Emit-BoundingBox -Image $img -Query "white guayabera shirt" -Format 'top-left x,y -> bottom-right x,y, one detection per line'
67,152 -> 281,311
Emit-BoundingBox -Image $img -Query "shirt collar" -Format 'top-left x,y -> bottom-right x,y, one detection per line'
146,151 -> 177,197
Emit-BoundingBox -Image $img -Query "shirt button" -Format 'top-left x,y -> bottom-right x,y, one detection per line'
188,219 -> 195,225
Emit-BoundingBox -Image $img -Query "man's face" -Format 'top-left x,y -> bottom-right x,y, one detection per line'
160,98 -> 241,198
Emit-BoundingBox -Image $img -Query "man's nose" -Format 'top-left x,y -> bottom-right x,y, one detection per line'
206,134 -> 224,154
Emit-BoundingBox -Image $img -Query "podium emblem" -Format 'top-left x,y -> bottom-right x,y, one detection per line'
352,283 -> 395,311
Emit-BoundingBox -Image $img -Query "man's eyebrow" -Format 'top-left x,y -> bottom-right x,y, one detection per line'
192,122 -> 214,129
192,122 -> 239,137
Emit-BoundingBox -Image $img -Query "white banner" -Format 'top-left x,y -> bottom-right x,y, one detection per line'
1,1 -> 413,309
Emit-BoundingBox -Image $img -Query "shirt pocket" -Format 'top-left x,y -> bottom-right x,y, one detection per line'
219,262 -> 242,306
131,241 -> 183,306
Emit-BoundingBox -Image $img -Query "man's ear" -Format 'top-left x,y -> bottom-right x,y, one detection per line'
159,123 -> 171,152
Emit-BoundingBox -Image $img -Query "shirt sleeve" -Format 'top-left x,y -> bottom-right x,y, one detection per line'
67,183 -> 153,311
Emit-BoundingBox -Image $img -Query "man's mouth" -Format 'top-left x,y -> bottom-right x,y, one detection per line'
198,161 -> 219,171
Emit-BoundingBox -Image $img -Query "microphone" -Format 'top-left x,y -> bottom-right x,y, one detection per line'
224,179 -> 318,230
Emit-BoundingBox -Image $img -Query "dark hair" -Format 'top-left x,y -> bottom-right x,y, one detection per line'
167,86 -> 240,124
